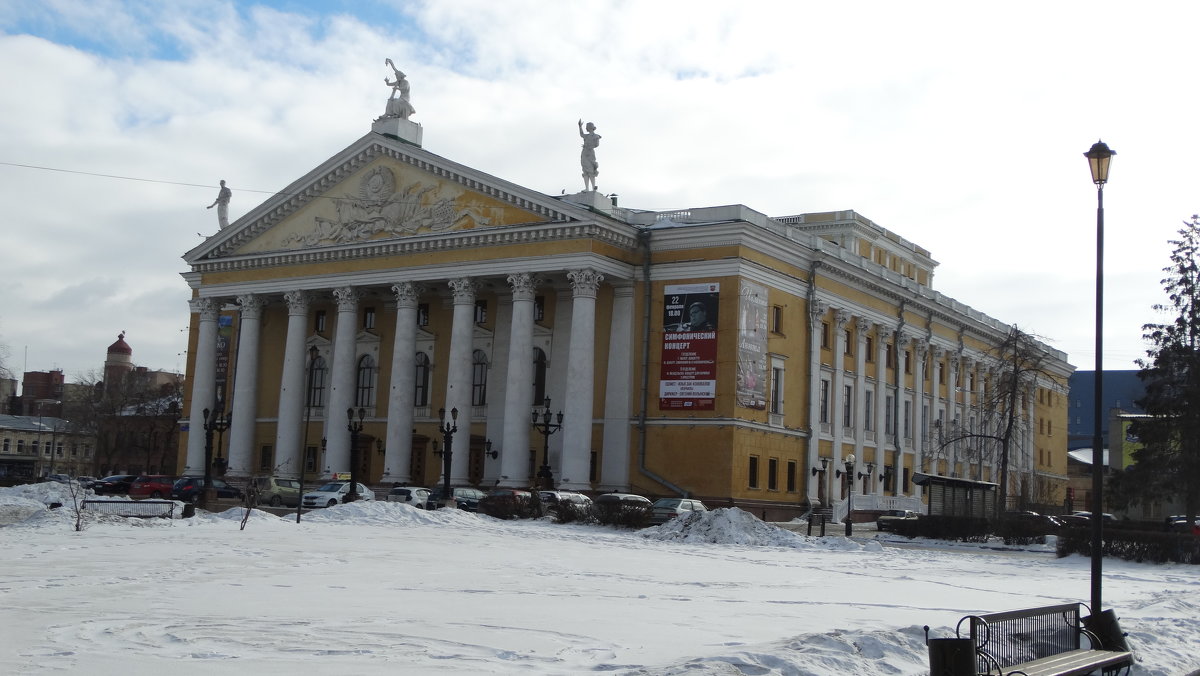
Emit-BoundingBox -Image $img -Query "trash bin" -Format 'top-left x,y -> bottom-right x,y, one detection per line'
1085,609 -> 1130,652
928,637 -> 974,676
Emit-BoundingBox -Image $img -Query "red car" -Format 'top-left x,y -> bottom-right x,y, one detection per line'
128,475 -> 176,499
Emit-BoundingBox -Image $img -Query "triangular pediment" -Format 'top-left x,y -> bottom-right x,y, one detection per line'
184,132 -> 596,265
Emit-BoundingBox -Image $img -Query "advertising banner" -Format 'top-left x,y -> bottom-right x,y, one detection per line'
736,280 -> 768,410
660,283 -> 719,410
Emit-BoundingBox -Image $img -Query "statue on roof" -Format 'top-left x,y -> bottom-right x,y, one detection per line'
383,58 -> 415,120
578,120 -> 601,191
206,179 -> 231,228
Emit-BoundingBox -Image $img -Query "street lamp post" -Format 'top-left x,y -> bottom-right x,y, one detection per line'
296,346 -> 319,523
434,407 -> 458,507
835,453 -> 857,536
201,407 -> 231,509
345,407 -> 365,502
1085,139 -> 1115,616
531,397 -> 563,490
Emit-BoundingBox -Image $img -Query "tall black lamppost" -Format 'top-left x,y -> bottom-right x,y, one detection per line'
1085,139 -> 1115,615
531,397 -> 563,490
296,345 -> 319,523
345,407 -> 365,502
201,407 -> 231,508
434,407 -> 458,506
835,453 -> 856,536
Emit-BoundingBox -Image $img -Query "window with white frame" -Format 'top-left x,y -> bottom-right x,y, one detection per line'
842,384 -> 853,427
471,349 -> 489,406
885,394 -> 895,435
355,355 -> 376,408
819,379 -> 830,423
414,352 -> 430,406
865,390 -> 874,431
770,365 -> 785,415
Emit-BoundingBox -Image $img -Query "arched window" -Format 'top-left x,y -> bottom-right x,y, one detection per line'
414,352 -> 430,406
472,349 -> 489,406
532,347 -> 548,404
307,356 -> 327,408
356,355 -> 376,408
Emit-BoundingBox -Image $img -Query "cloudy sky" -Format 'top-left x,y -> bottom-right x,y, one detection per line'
1,1 -> 1197,383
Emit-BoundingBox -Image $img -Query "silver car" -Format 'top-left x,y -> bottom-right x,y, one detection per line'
386,486 -> 431,508
649,497 -> 708,525
301,482 -> 376,508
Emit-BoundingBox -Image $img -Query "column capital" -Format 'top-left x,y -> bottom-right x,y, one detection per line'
855,317 -> 872,335
912,341 -> 929,359
189,297 -> 218,321
391,281 -> 425,308
834,309 -> 852,328
896,333 -> 912,348
809,299 -> 828,321
237,293 -> 266,320
332,286 -> 360,312
507,272 -> 543,302
566,268 -> 604,298
448,277 -> 478,304
283,289 -> 310,316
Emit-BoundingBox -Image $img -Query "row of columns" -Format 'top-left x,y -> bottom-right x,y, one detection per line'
185,268 -> 632,492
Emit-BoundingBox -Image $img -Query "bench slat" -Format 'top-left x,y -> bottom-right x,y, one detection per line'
1005,648 -> 1133,676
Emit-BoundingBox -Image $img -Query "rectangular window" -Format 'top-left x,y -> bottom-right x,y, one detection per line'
315,310 -> 327,333
904,350 -> 912,373
534,296 -> 546,322
786,460 -> 797,492
2,439 -> 8,453
474,300 -> 488,325
363,307 -> 376,330
770,366 -> 785,414
903,467 -> 911,492
417,303 -> 430,327
843,329 -> 853,357
821,322 -> 830,349
886,343 -> 895,368
304,446 -> 317,473
819,379 -> 830,423
922,405 -> 929,441
885,394 -> 895,435
865,336 -> 874,362
771,305 -> 783,333
748,455 -> 760,489
939,361 -> 946,384
864,390 -> 874,431
259,445 -> 273,471
842,384 -> 853,427
767,458 -> 779,491
903,400 -> 912,439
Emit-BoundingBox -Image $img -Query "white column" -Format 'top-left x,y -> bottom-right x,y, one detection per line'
185,297 -> 219,473
500,273 -> 539,487
445,278 -> 477,485
323,286 -> 359,476
949,355 -> 961,474
853,317 -> 869,491
599,283 -> 634,492
559,269 -> 603,490
227,293 -> 264,477
383,282 -> 422,484
874,324 -> 890,488
274,291 -> 310,478
805,300 -> 827,504
912,341 -> 927,499
931,346 -> 945,475
832,310 -> 850,473
546,285 -> 573,482
896,333 -> 910,496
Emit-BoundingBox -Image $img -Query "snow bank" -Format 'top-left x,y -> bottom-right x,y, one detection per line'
641,507 -> 863,550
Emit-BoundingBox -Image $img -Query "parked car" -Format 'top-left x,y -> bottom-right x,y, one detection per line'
876,509 -> 920,532
128,475 -> 177,499
478,488 -> 536,519
253,476 -> 303,507
427,487 -> 486,511
301,482 -> 375,508
92,475 -> 137,495
1001,510 -> 1063,533
387,486 -> 431,508
44,473 -> 72,484
539,490 -> 594,519
171,477 -> 245,503
649,497 -> 708,525
1166,515 -> 1199,534
76,476 -> 98,489
592,492 -> 653,527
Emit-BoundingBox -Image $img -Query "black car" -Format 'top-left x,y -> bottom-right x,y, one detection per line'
427,487 -> 486,511
172,477 -> 245,503
92,474 -> 137,495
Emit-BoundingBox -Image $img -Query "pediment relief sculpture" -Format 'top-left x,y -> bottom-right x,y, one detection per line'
280,167 -> 491,248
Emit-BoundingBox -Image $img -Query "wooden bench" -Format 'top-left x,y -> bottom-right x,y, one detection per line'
82,499 -> 176,519
953,603 -> 1132,676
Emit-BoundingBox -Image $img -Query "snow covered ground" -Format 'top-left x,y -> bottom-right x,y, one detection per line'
1,482 -> 1197,675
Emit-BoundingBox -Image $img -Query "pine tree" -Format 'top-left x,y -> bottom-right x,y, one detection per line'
1113,216 -> 1200,522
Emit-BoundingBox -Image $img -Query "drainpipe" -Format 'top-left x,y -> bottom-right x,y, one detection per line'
636,228 -> 689,497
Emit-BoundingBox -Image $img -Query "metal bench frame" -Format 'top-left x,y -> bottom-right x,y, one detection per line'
82,499 -> 176,519
956,603 -> 1132,676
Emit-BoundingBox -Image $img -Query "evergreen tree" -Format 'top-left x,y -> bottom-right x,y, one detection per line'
1113,216 -> 1200,522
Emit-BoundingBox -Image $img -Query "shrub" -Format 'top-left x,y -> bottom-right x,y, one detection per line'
479,494 -> 540,520
552,501 -> 595,524
1057,527 -> 1200,564
593,501 -> 651,528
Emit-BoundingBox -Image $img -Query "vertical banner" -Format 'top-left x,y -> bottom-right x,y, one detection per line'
737,280 -> 768,409
660,283 -> 719,410
214,313 -> 234,408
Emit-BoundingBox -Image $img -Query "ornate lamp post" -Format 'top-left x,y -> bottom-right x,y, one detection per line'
344,407 -> 365,502
201,407 -> 231,508
296,346 -> 319,523
835,453 -> 856,536
1085,139 -> 1115,615
531,397 -> 563,490
434,407 -> 458,507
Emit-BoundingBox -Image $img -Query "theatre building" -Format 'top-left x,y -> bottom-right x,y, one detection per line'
179,108 -> 1072,520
